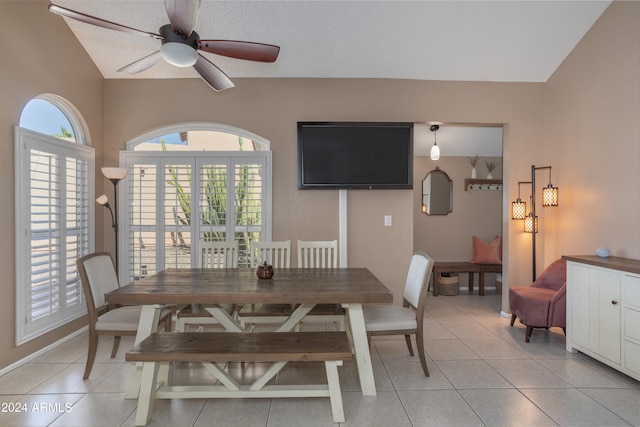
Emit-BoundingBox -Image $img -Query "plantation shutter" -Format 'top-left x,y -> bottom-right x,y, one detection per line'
15,128 -> 94,344
164,160 -> 194,269
233,160 -> 264,268
121,152 -> 270,282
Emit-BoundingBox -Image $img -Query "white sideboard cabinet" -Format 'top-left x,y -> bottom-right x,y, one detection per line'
564,255 -> 640,381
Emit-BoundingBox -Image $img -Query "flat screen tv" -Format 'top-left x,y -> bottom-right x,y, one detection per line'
297,122 -> 413,189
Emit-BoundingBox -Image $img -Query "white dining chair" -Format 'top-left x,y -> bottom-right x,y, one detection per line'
297,240 -> 338,268
238,241 -> 293,329
199,240 -> 239,268
363,251 -> 434,376
249,240 -> 291,268
175,240 -> 238,332
296,240 -> 345,330
77,252 -> 171,379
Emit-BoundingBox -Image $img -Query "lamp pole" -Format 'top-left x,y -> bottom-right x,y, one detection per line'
531,165 -> 538,281
108,178 -> 121,275
100,167 -> 128,279
530,165 -> 557,281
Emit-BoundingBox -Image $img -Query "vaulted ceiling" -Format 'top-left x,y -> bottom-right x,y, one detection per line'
50,0 -> 612,156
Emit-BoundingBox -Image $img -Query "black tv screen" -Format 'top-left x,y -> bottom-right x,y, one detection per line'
297,122 -> 413,189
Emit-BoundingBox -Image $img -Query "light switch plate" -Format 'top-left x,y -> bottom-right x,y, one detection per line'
384,215 -> 392,226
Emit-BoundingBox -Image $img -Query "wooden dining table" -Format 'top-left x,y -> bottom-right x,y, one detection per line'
106,267 -> 393,397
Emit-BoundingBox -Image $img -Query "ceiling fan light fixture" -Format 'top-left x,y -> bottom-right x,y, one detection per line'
161,42 -> 198,67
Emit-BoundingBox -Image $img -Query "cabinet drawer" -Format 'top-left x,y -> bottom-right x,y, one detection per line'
624,340 -> 640,376
624,274 -> 640,307
624,308 -> 640,341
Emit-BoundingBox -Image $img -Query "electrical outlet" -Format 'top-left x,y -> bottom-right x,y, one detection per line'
384,215 -> 392,226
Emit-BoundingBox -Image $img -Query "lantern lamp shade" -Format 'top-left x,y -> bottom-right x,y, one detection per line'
542,185 -> 559,206
512,199 -> 526,220
524,214 -> 539,233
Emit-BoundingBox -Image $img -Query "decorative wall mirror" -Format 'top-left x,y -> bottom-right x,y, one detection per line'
422,167 -> 453,215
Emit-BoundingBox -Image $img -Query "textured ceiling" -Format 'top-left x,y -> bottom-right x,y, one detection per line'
49,0 -> 611,156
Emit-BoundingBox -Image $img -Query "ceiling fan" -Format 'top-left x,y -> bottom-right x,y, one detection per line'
48,0 -> 280,91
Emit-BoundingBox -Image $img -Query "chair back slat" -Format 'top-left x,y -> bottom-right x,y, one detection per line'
403,252 -> 434,309
198,240 -> 239,268
297,240 -> 338,268
250,240 -> 291,268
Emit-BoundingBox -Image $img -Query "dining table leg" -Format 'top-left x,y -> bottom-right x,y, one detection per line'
125,304 -> 162,399
343,303 -> 376,396
203,306 -> 244,332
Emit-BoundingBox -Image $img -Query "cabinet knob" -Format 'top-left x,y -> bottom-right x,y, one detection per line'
611,300 -> 618,305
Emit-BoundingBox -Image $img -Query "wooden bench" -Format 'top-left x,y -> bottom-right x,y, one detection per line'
126,331 -> 353,426
431,261 -> 502,296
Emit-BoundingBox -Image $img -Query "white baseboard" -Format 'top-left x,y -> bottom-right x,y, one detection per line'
500,310 -> 510,319
0,326 -> 88,377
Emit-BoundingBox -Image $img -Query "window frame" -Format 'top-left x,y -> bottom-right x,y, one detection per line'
15,127 -> 95,345
119,147 -> 272,281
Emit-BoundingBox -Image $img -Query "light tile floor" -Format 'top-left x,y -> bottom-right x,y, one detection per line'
1,293 -> 638,426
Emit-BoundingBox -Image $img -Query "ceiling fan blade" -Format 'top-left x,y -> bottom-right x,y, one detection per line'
193,54 -> 234,92
117,51 -> 162,74
165,0 -> 201,37
48,4 -> 161,39
198,40 -> 280,63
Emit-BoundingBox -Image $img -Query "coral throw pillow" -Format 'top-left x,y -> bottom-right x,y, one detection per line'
472,236 -> 502,264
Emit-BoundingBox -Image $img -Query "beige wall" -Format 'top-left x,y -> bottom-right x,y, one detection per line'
1,0 -> 638,371
545,0 -> 640,262
102,78 -> 545,311
414,156 -> 503,288
0,2 -> 104,369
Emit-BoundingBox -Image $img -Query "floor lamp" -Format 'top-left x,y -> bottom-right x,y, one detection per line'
511,165 -> 559,281
96,167 -> 128,278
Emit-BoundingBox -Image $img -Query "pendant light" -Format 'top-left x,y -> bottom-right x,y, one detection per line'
542,167 -> 559,206
430,125 -> 440,161
511,181 -> 529,220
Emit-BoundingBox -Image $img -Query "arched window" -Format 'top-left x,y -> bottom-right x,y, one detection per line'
119,124 -> 271,281
15,95 -> 94,344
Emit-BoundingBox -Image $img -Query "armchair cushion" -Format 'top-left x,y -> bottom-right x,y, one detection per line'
509,286 -> 564,327
508,258 -> 567,341
531,258 -> 566,291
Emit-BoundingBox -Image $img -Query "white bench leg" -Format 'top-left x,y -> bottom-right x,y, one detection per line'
135,361 -> 159,426
175,317 -> 187,332
325,361 -> 345,423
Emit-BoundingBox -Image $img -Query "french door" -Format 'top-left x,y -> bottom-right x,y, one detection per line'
120,151 -> 271,282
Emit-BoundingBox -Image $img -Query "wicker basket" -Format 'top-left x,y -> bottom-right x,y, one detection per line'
438,273 -> 460,296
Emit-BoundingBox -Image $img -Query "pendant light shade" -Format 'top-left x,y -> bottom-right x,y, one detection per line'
511,181 -> 529,220
524,213 -> 539,233
512,198 -> 527,220
430,124 -> 440,161
430,144 -> 440,161
541,168 -> 559,206
542,184 -> 559,206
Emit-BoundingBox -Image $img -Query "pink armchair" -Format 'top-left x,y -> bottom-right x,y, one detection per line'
509,258 -> 567,342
